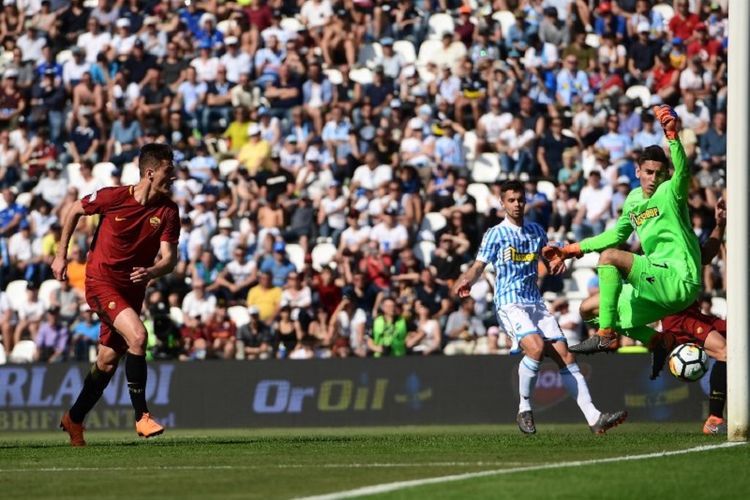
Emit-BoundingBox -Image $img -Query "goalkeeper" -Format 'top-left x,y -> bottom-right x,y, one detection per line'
544,106 -> 702,353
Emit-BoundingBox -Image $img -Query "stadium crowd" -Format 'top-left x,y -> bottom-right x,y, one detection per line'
0,0 -> 727,363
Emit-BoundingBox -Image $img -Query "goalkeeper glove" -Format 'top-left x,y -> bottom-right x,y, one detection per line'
541,243 -> 583,268
654,105 -> 679,140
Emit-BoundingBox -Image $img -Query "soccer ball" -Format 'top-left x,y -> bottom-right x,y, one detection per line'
668,343 -> 709,382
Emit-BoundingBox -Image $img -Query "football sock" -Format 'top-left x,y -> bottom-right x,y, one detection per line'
69,363 -> 115,424
125,353 -> 149,421
560,363 -> 601,426
597,265 -> 622,330
709,361 -> 727,418
518,356 -> 540,413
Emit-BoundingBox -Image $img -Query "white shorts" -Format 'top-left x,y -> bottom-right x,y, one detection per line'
496,302 -> 567,349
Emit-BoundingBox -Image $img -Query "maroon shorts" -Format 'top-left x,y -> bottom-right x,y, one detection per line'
661,303 -> 726,346
86,281 -> 146,355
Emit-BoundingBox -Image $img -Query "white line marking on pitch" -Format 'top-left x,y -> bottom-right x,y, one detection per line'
0,462 -> 520,473
297,442 -> 746,500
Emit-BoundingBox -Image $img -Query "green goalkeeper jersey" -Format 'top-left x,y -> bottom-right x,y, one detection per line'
579,139 -> 701,285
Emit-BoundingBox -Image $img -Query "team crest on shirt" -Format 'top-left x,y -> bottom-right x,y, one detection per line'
503,247 -> 536,263
629,207 -> 660,228
149,216 -> 161,228
108,301 -> 116,310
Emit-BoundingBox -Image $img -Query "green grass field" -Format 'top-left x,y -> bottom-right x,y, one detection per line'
0,424 -> 747,499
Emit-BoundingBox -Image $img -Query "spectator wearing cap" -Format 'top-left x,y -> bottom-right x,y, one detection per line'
139,16 -> 167,59
238,123 -> 271,175
370,205 -> 407,256
191,39 -> 221,83
29,68 -> 66,144
257,106 -> 282,148
64,110 -> 100,166
260,241 -> 296,288
687,22 -> 723,63
254,34 -> 285,87
679,56 -> 712,100
175,66 -> 208,129
196,12 -> 224,49
247,271 -> 283,324
617,97 -> 641,138
259,8 -> 288,47
70,303 -> 99,361
573,169 -> 612,242
77,17 -> 111,64
238,306 -> 273,360
62,46 -> 90,93
674,91 -> 710,136
556,54 -> 590,108
595,114 -> 631,162
0,70 -> 25,130
627,21 -> 659,83
594,2 -> 625,41
123,38 -> 158,86
669,0 -> 701,44
632,112 -> 662,151
433,118 -> 466,170
187,143 -> 218,182
201,65 -> 234,133
220,36 -> 251,85
627,0 -> 664,40
110,17 -> 137,56
302,62 -> 333,135
188,193 -> 217,240
35,307 -> 68,363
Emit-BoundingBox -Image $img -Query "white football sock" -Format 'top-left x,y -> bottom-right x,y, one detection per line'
560,363 -> 601,426
518,356 -> 540,413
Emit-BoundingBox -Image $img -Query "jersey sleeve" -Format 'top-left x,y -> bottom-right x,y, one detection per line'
580,211 -> 633,254
160,207 -> 181,243
476,227 -> 499,263
668,138 -> 690,201
81,187 -> 117,216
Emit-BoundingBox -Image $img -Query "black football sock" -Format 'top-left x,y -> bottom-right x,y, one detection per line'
125,353 -> 149,421
709,361 -> 727,418
69,364 -> 115,424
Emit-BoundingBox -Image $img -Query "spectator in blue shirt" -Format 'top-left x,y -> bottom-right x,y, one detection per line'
594,2 -> 626,42
71,304 -> 101,361
556,55 -> 590,107
632,113 -> 662,150
260,242 -> 297,287
616,97 -> 642,138
595,115 -> 632,162
434,119 -> 466,170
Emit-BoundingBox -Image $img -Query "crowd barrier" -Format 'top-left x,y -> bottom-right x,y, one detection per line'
0,356 -> 710,431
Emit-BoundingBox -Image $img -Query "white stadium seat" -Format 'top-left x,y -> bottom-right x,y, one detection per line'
66,162 -> 83,186
711,297 -> 727,320
652,3 -> 675,24
93,162 -> 116,186
471,153 -> 501,183
420,212 -> 447,233
427,13 -> 454,40
324,69 -> 343,85
626,85 -> 652,108
216,19 -> 238,35
227,305 -> 250,328
219,159 -> 240,177
38,279 -> 62,309
285,243 -> 305,272
414,241 -> 436,266
312,242 -> 337,271
280,17 -> 304,32
348,67 -> 374,85
393,40 -> 417,64
467,182 -> 491,215
56,49 -> 73,65
9,340 -> 36,364
16,192 -> 32,208
463,130 -> 478,162
585,33 -> 600,48
492,10 -> 517,37
0,342 -> 5,365
6,280 -> 28,312
121,162 -> 140,184
169,306 -> 185,327
536,180 -> 556,202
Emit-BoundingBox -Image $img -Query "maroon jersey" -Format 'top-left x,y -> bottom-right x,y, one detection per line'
81,186 -> 180,287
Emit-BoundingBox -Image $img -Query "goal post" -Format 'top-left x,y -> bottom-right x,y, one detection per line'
727,0 -> 750,442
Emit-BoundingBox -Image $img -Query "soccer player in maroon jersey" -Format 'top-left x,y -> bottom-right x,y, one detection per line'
53,143 -> 180,446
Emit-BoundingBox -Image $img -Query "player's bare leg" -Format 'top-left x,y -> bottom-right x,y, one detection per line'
516,335 -> 543,434
702,330 -> 727,434
570,249 -> 635,354
545,342 -> 627,434
62,345 -> 120,447
113,307 -> 164,438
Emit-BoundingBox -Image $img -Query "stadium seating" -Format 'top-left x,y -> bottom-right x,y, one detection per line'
393,40 -> 417,65
711,297 -> 727,320
227,305 -> 250,328
170,306 -> 185,327
121,162 -> 140,184
285,243 -> 306,272
312,242 -> 337,271
427,13 -> 455,40
38,279 -> 62,309
467,182 -> 491,215
420,212 -> 447,233
652,3 -> 675,23
6,280 -> 29,312
9,340 -> 36,364
471,153 -> 502,183
491,10 -> 516,38
0,343 -> 5,365
414,240 -> 436,266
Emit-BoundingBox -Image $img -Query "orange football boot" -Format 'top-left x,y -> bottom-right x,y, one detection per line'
703,415 -> 726,435
135,413 -> 165,438
60,411 -> 86,447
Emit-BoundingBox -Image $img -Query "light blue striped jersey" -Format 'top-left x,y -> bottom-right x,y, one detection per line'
476,219 -> 548,307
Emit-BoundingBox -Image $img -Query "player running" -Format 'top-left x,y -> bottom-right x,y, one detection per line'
655,198 -> 727,435
452,180 -> 627,434
53,143 -> 180,446
544,106 -> 702,353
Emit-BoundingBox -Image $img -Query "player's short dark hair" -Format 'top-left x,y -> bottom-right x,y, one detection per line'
139,143 -> 174,175
500,180 -> 524,198
638,145 -> 669,166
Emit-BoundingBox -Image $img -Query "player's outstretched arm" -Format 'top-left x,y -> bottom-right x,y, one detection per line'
451,260 -> 487,298
52,200 -> 86,281
131,241 -> 179,284
654,105 -> 690,200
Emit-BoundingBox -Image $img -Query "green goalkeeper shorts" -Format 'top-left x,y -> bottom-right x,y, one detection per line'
615,254 -> 701,331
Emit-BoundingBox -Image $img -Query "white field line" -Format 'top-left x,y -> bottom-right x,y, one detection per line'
297,442 -> 746,500
0,462 -> 520,473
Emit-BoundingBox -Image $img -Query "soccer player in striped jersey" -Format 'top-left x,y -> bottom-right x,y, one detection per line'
452,180 -> 627,434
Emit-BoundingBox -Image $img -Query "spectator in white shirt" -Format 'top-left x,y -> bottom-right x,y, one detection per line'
220,37 -> 251,84
674,91 -> 710,135
317,182 -> 347,244
477,97 -> 513,153
573,170 -> 613,241
181,280 -> 217,327
369,207 -> 408,254
77,18 -> 111,64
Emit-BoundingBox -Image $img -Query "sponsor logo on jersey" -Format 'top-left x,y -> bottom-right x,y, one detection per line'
502,246 -> 536,263
629,207 -> 660,228
149,216 -> 161,228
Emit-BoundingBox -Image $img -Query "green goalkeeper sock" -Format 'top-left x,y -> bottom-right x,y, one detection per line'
597,265 -> 622,330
